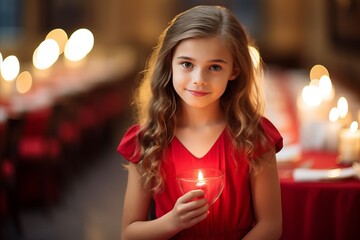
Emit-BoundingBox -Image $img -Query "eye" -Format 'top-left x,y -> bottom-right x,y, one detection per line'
210,65 -> 222,71
181,62 -> 193,69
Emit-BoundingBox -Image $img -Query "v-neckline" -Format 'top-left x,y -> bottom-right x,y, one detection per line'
173,128 -> 227,159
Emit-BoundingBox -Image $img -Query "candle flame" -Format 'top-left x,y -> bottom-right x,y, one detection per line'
301,85 -> 322,106
198,170 -> 204,181
350,121 -> 358,132
337,97 -> 348,118
329,107 -> 339,122
319,75 -> 333,100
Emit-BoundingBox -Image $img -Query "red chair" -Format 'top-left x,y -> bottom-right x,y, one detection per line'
0,117 -> 23,235
15,107 -> 64,208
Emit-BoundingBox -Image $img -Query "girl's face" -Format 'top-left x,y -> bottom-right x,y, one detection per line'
171,37 -> 238,109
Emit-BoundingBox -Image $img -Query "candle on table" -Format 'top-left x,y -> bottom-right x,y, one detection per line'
298,85 -> 327,150
338,121 -> 360,165
325,107 -> 342,151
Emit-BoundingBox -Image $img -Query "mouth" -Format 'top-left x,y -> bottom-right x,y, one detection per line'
187,89 -> 210,97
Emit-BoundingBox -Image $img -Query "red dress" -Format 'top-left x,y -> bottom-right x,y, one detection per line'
118,117 -> 283,239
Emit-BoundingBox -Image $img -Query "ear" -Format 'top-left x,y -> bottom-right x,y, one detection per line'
229,69 -> 239,81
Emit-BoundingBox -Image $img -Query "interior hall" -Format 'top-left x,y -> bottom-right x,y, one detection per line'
1,0 -> 359,239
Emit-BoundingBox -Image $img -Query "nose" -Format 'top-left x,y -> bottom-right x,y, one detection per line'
193,69 -> 207,86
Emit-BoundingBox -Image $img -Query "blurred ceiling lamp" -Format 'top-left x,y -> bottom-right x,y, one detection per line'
46,28 -> 68,54
319,75 -> 333,100
33,39 -> 60,70
310,64 -> 329,81
248,46 -> 260,68
337,97 -> 348,118
302,85 -> 322,107
16,71 -> 33,93
64,28 -> 94,62
1,55 -> 20,81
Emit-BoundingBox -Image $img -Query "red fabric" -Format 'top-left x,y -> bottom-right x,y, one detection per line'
118,117 -> 283,239
279,151 -> 360,240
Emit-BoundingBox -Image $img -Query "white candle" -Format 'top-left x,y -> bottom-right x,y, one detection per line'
338,121 -> 360,164
325,107 -> 342,151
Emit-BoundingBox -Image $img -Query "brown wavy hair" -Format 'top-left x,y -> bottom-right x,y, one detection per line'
134,5 -> 267,193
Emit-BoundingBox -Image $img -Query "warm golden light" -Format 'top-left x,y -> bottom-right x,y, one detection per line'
319,75 -> 333,100
248,46 -> 260,68
33,39 -> 60,70
329,107 -> 339,122
16,71 -> 33,93
64,28 -> 94,62
46,28 -> 68,54
301,85 -> 322,106
198,171 -> 204,182
1,55 -> 20,81
309,79 -> 320,86
0,52 -> 3,72
337,97 -> 348,118
350,121 -> 358,132
310,64 -> 329,81
196,170 -> 206,188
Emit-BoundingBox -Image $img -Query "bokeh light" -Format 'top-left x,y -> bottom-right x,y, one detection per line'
329,107 -> 339,122
33,39 -> 60,70
16,71 -> 33,93
46,28 -> 68,54
64,28 -> 94,62
310,64 -> 329,81
319,75 -> 333,100
350,121 -> 358,132
337,97 -> 348,118
1,55 -> 20,81
302,85 -> 322,107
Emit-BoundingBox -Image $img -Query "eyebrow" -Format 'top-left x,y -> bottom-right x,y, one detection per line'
176,56 -> 228,64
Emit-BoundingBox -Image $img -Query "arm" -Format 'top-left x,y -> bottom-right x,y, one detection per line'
243,149 -> 282,240
121,163 -> 209,240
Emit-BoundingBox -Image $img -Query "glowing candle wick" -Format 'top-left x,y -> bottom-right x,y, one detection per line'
196,170 -> 208,194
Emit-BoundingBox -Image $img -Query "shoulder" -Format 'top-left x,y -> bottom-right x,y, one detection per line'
260,117 -> 283,153
117,125 -> 141,163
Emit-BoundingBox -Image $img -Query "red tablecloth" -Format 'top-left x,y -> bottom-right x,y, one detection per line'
279,151 -> 360,240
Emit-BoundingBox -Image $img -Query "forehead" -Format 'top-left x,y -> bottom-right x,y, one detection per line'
173,37 -> 233,62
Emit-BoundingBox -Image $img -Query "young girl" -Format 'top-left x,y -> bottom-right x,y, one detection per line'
118,5 -> 283,240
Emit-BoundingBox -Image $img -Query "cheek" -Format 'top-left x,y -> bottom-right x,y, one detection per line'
172,72 -> 183,94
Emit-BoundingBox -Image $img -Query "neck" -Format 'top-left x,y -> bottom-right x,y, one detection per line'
177,101 -> 225,129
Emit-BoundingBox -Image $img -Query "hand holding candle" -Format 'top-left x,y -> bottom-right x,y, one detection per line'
177,168 -> 224,206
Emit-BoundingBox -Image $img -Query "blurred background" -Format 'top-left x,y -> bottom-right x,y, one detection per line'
0,0 -> 359,239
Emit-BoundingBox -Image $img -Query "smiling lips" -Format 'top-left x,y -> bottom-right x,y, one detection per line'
187,89 -> 210,97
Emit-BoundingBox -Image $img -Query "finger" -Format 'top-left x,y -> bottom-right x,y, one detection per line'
180,189 -> 205,203
183,207 -> 209,227
182,203 -> 209,220
174,196 -> 208,218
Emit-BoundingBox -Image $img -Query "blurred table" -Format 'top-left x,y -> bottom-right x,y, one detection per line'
278,151 -> 360,240
0,46 -> 138,117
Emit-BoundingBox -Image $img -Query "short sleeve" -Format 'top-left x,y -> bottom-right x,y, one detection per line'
117,125 -> 141,163
261,117 -> 283,153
